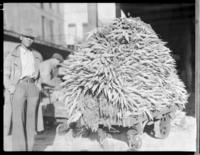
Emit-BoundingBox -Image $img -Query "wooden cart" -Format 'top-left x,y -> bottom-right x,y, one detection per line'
97,104 -> 177,151
56,104 -> 178,151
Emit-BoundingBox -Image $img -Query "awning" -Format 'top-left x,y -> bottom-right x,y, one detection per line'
4,29 -> 73,53
4,29 -> 74,59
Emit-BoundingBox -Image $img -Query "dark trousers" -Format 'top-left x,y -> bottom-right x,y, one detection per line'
12,80 -> 39,151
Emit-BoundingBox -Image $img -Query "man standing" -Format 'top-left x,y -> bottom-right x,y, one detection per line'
4,28 -> 43,151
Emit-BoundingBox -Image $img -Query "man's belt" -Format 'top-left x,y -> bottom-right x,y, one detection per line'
21,77 -> 35,83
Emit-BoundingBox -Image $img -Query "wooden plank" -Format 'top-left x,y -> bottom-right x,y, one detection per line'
195,0 -> 200,154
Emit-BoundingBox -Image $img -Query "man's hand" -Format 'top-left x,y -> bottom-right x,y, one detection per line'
7,85 -> 15,94
36,82 -> 42,91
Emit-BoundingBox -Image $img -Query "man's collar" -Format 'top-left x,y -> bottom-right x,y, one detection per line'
12,44 -> 35,57
20,44 -> 33,51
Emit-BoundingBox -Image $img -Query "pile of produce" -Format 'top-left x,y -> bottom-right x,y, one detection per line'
58,17 -> 188,131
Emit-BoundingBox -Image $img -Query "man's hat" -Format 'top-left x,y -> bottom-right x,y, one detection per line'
20,28 -> 37,39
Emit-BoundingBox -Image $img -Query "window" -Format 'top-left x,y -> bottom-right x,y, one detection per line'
57,4 -> 60,13
40,3 -> 44,9
59,24 -> 62,42
49,3 -> 52,9
3,12 -> 6,27
49,20 -> 54,42
68,24 -> 76,45
41,16 -> 54,42
41,16 -> 45,40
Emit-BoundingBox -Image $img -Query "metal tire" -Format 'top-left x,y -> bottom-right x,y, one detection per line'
127,129 -> 142,151
154,114 -> 171,139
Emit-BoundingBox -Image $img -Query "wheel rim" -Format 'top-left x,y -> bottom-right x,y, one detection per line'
128,135 -> 142,150
159,115 -> 170,138
134,136 -> 142,149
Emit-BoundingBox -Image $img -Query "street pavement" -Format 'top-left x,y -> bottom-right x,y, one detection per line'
4,112 -> 196,152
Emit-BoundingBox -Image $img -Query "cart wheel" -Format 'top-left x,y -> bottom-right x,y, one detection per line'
154,114 -> 171,139
127,130 -> 142,151
97,128 -> 108,144
144,123 -> 155,137
72,119 -> 84,137
56,123 -> 69,135
127,134 -> 142,151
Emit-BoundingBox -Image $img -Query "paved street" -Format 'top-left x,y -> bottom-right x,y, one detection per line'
4,113 -> 196,152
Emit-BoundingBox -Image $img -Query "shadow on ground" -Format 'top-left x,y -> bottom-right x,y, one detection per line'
72,124 -> 130,145
32,118 -> 57,151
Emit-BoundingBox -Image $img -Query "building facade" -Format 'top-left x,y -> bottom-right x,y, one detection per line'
4,3 -> 66,45
4,3 -> 71,59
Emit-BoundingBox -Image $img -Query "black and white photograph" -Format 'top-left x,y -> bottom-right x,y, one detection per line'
3,2 -> 199,152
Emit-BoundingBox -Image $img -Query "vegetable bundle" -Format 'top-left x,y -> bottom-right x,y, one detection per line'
58,17 -> 188,131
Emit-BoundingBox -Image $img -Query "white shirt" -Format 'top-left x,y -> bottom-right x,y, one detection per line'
20,46 -> 36,79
